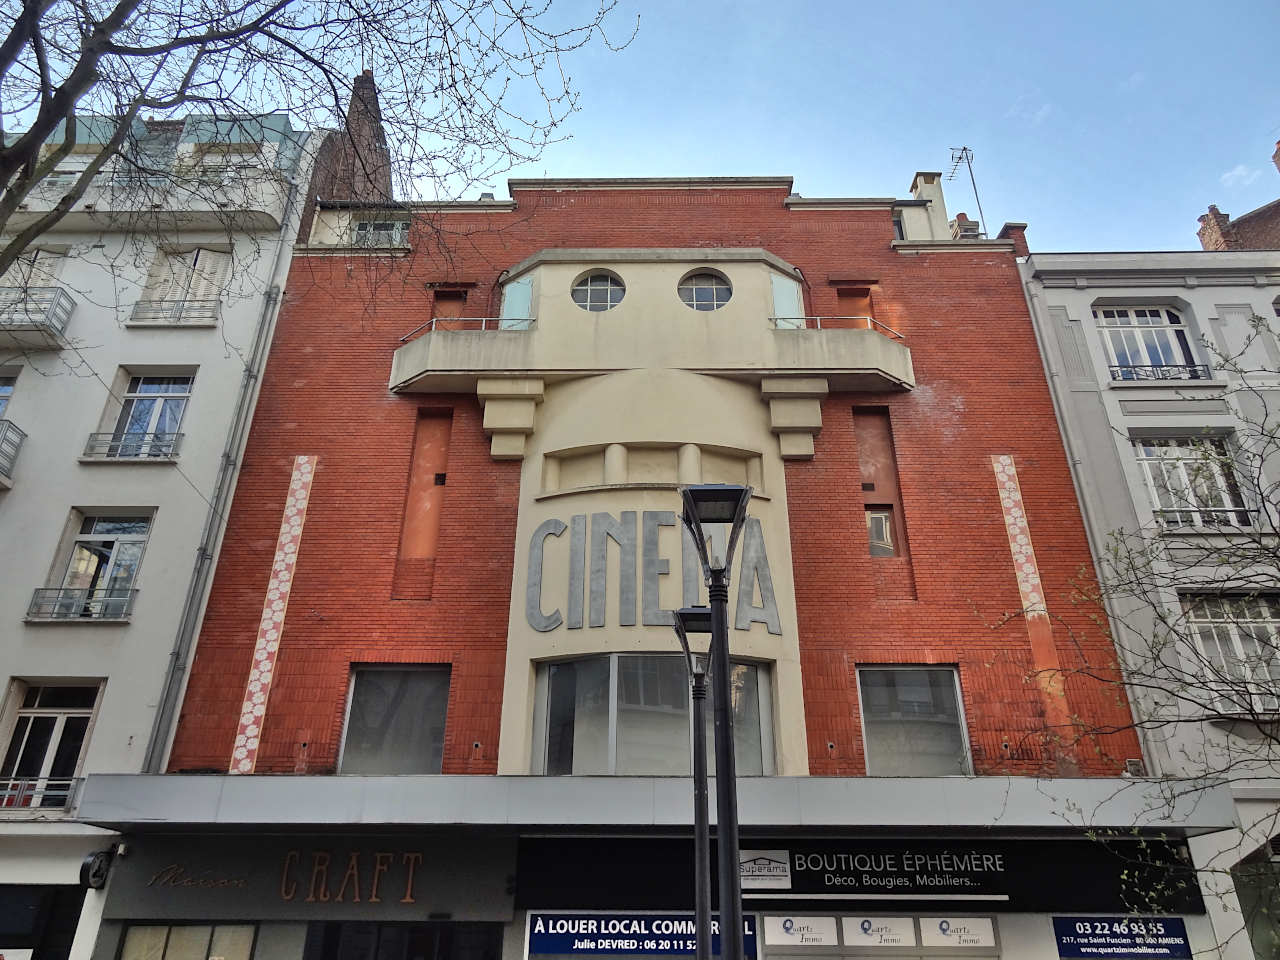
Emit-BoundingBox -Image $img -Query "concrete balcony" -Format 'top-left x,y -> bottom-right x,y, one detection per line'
0,286 -> 75,349
390,313 -> 914,394
0,419 -> 25,488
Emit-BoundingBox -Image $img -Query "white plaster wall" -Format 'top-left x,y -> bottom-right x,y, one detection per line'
0,226 -> 283,775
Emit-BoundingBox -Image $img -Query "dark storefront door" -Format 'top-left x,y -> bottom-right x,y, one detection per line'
303,922 -> 503,960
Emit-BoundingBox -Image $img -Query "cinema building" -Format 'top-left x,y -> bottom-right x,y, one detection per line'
65,82 -> 1235,960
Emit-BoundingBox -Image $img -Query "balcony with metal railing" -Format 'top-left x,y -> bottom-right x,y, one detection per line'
0,419 -> 25,487
82,432 -> 183,461
0,286 -> 76,349
127,299 -> 221,326
1109,363 -> 1214,382
0,776 -> 83,812
769,315 -> 905,338
27,587 -> 138,622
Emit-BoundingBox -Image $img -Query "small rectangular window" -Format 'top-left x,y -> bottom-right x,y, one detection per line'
0,376 -> 14,417
858,667 -> 970,776
352,219 -> 409,247
1,682 -> 100,808
339,667 -> 450,774
866,507 -> 896,557
892,215 -> 905,241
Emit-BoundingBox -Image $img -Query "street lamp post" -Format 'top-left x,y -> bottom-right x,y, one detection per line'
672,606 -> 713,960
679,483 -> 753,960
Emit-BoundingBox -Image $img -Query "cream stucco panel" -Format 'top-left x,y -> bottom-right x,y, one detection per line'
497,368 -> 808,776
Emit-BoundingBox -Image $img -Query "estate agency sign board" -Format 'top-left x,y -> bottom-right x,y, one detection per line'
1052,917 -> 1191,960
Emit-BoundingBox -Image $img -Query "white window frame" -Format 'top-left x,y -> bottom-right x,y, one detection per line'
352,218 -> 410,247
40,514 -> 153,620
1184,596 -> 1280,717
1,681 -> 101,808
337,665 -> 451,775
1093,306 -> 1203,381
678,271 -> 733,311
856,665 -> 973,776
531,652 -> 775,776
0,375 -> 14,418
105,374 -> 193,458
1131,435 -> 1252,528
571,272 -> 626,312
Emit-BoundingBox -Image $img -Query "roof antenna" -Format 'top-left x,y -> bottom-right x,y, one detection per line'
947,147 -> 988,238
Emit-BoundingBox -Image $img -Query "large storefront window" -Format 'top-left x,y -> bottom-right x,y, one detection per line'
1231,848 -> 1280,960
121,925 -> 256,960
532,654 -> 773,776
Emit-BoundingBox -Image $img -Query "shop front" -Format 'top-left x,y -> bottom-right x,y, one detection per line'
87,834 -> 514,960
511,835 -> 1206,960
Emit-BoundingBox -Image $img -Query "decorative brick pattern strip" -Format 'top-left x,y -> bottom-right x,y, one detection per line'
229,455 -> 317,774
991,454 -> 1046,617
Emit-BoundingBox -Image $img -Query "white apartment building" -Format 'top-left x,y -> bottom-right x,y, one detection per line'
0,113 -> 319,959
1021,250 -> 1280,960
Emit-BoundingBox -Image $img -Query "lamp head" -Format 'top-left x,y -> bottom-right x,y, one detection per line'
671,605 -> 712,676
679,483 -> 753,578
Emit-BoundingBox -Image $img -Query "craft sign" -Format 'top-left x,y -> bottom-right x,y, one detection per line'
1052,917 -> 1191,959
527,913 -> 758,957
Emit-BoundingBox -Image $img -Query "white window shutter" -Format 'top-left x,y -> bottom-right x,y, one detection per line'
770,274 -> 804,328
143,250 -> 194,302
499,276 -> 534,329
0,250 -> 63,287
186,249 -> 231,303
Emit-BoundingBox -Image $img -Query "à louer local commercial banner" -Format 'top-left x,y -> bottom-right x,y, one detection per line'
527,914 -> 758,957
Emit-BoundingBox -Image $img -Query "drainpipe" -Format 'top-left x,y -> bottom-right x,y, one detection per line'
142,139 -> 318,772
1018,266 -> 1164,776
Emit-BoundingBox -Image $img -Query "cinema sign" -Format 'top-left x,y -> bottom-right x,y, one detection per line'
526,511 -> 781,635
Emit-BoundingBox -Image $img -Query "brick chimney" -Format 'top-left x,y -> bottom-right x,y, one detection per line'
1197,204 -> 1232,251
997,222 -> 1030,258
1273,140 -> 1280,175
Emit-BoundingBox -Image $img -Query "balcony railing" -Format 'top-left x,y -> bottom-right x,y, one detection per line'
770,316 -> 905,340
27,587 -> 138,621
0,777 -> 82,811
0,419 -> 25,482
129,299 -> 221,325
0,286 -> 75,338
83,431 -> 183,460
1110,364 -> 1212,382
399,316 -> 533,341
1155,507 -> 1256,529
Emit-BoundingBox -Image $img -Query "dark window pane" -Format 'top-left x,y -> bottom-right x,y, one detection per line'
38,687 -> 98,709
860,668 -> 968,776
2,717 -> 30,776
340,669 -> 450,774
13,717 -> 54,777
48,716 -> 89,778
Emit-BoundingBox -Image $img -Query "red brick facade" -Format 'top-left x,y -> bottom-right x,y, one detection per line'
169,184 -> 1139,776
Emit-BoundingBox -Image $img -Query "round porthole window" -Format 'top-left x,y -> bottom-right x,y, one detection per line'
678,272 -> 732,310
572,272 -> 625,311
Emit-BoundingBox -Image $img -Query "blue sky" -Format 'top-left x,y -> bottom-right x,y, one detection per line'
495,0 -> 1280,252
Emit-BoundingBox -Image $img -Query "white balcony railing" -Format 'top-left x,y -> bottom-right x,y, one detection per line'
129,299 -> 220,325
0,776 -> 82,811
399,316 -> 533,342
0,286 -> 75,339
770,316 -> 905,339
0,419 -> 25,482
27,587 -> 138,621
